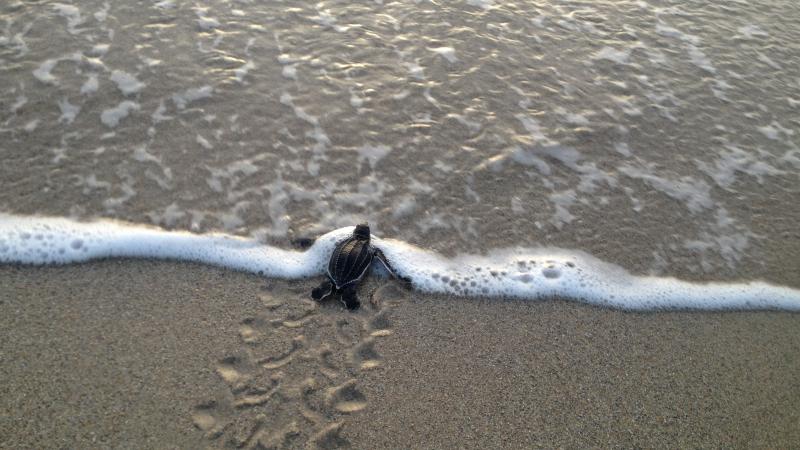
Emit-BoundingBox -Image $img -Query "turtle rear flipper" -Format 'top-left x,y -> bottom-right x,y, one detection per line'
312,279 -> 334,301
340,284 -> 361,310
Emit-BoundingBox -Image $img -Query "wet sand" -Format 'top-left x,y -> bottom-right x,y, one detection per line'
2,261 -> 799,449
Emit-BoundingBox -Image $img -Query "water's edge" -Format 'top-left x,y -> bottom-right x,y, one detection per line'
2,214 -> 798,311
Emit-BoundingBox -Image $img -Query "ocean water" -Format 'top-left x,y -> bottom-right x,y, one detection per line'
1,0 -> 799,289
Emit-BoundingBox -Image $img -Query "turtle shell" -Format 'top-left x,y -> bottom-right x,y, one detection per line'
327,236 -> 374,289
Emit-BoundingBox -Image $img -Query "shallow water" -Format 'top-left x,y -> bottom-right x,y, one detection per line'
1,0 -> 799,284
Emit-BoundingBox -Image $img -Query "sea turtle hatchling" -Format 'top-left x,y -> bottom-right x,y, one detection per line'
311,223 -> 406,310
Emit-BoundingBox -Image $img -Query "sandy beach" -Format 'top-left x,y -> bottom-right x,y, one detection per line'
2,261 -> 798,449
3,0 -> 800,447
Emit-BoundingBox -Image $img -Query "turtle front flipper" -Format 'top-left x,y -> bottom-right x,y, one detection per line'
340,284 -> 361,310
374,248 -> 412,284
311,279 -> 334,301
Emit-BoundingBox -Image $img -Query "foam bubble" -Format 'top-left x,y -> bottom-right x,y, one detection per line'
357,145 -> 392,169
737,24 -> 768,39
101,101 -> 140,128
195,9 -> 220,30
234,61 -> 256,83
466,0 -> 494,10
593,46 -> 631,64
23,119 -> 39,132
33,59 -> 60,84
1,215 -> 799,311
110,70 -> 145,96
428,47 -> 457,63
57,98 -> 80,124
172,86 -> 213,109
81,74 -> 99,95
282,65 -> 297,79
52,3 -> 85,34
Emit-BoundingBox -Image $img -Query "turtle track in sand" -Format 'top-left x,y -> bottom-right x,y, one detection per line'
192,279 -> 407,449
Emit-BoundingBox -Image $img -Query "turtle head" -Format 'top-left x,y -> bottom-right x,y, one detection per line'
354,223 -> 371,241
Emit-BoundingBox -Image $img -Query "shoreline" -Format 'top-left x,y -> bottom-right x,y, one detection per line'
2,260 -> 799,448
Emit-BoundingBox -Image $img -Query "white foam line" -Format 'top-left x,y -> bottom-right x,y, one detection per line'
374,240 -> 800,311
0,215 -> 341,279
1,215 -> 798,311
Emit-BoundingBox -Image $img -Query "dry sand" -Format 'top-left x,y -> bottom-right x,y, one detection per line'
1,260 -> 799,449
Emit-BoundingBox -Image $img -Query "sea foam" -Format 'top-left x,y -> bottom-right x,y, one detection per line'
1,215 -> 798,311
